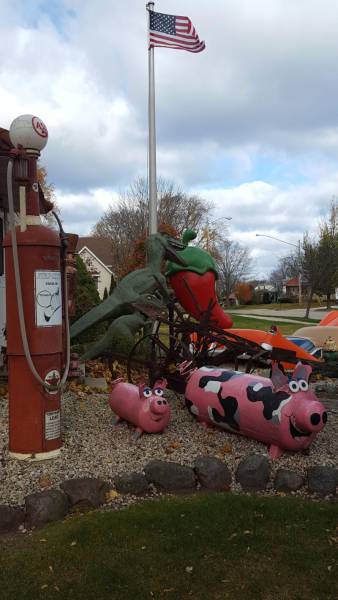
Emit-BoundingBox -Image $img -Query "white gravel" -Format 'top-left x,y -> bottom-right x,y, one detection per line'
0,385 -> 337,507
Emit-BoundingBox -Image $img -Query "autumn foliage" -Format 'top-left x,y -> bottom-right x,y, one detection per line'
235,281 -> 254,305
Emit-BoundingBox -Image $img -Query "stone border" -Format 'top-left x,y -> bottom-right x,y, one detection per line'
1,456 -> 337,535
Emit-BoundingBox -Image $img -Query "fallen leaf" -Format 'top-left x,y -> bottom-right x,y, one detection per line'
70,541 -> 77,546
106,489 -> 119,501
185,566 -> 193,573
221,443 -> 232,453
39,474 -> 52,489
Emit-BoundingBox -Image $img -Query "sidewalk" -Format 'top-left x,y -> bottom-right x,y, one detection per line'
229,313 -> 311,325
229,307 -> 335,321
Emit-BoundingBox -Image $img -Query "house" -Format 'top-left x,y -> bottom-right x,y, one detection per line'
284,276 -> 312,300
76,237 -> 114,299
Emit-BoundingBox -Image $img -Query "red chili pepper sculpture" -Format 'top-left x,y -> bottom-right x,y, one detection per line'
166,230 -> 233,329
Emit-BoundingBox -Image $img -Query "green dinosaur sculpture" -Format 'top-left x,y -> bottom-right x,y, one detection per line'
70,232 -> 186,360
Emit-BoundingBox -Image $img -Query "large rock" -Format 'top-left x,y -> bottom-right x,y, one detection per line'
0,505 -> 24,534
60,477 -> 110,509
25,489 -> 69,528
144,460 -> 196,491
235,454 -> 270,491
114,472 -> 149,495
274,469 -> 304,493
307,466 -> 338,496
194,456 -> 232,491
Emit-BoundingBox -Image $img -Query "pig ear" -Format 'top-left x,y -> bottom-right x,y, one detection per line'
271,362 -> 289,390
292,362 -> 312,382
111,377 -> 124,389
153,378 -> 167,390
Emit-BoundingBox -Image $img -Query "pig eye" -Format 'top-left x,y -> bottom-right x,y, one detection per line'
298,379 -> 309,391
154,388 -> 164,397
289,381 -> 300,393
143,387 -> 152,398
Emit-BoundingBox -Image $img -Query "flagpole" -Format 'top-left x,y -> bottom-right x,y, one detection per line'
147,1 -> 157,234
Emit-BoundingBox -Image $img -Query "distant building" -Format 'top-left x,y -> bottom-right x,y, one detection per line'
76,237 -> 114,299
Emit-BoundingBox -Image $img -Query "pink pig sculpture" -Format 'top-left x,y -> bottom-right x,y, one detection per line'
109,378 -> 170,440
184,362 -> 327,458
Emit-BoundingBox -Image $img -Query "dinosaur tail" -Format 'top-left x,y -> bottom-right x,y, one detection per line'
70,296 -> 119,340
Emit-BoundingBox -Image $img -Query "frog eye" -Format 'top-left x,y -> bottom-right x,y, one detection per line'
289,380 -> 300,393
298,379 -> 309,392
143,387 -> 152,398
154,387 -> 164,397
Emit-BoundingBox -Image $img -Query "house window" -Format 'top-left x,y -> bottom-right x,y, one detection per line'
92,274 -> 99,290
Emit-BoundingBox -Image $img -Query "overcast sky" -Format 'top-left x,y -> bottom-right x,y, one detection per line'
1,0 -> 338,277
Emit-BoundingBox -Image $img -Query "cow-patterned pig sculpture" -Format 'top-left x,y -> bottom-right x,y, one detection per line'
184,362 -> 327,458
109,378 -> 170,440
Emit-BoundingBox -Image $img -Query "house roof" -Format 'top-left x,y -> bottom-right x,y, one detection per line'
285,277 -> 300,286
76,236 -> 113,268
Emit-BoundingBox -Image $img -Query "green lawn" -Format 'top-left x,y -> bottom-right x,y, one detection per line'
229,302 -> 325,312
231,315 -> 300,336
0,494 -> 337,600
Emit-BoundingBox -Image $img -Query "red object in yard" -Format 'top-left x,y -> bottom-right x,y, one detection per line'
169,270 -> 233,329
3,117 -> 63,459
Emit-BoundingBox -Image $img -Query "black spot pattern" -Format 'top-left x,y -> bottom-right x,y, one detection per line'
246,385 -> 290,420
211,390 -> 240,431
198,370 -> 238,389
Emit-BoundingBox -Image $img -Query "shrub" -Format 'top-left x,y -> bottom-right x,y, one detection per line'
71,256 -> 107,344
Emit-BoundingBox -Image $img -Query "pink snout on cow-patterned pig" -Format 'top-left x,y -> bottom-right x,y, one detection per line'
109,378 -> 170,439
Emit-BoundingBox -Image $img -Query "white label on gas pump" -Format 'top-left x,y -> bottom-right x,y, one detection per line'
45,410 -> 60,440
35,271 -> 62,327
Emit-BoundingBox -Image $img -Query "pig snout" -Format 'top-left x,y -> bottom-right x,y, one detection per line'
150,397 -> 169,416
292,401 -> 327,433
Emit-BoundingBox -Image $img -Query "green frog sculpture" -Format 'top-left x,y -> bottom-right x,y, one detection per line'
70,232 -> 186,360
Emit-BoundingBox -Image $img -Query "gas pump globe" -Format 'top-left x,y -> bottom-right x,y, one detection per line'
9,114 -> 48,154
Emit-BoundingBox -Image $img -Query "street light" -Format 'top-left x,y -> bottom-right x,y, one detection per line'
255,233 -> 302,304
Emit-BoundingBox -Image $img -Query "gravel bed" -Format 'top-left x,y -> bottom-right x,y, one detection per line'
0,387 -> 337,507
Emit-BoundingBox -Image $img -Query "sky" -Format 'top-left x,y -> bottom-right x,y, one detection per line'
1,0 -> 338,278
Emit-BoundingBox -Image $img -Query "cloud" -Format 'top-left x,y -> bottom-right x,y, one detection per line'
1,0 -> 338,275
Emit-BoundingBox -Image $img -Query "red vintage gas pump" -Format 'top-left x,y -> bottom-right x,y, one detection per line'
3,114 -> 70,460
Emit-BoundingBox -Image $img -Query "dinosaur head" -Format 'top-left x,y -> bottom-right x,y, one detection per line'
146,233 -> 187,266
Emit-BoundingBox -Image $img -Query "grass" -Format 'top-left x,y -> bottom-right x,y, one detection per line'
0,494 -> 337,600
231,315 -> 300,336
229,302 -> 324,312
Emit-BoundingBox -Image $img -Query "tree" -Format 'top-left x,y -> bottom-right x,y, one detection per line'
301,234 -> 322,318
235,281 -> 254,305
37,165 -> 56,206
318,200 -> 338,308
109,274 -> 117,294
269,252 -> 299,295
92,177 -> 212,279
71,255 -> 103,344
215,239 -> 252,305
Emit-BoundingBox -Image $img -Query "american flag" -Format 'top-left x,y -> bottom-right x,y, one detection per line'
149,11 -> 205,53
